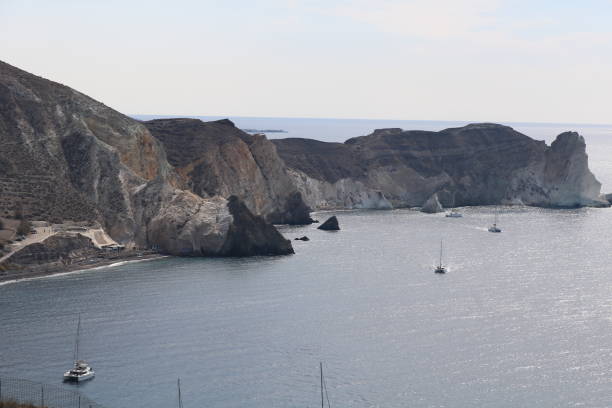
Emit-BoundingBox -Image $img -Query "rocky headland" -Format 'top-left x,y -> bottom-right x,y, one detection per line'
272,124 -> 608,210
0,59 -> 607,278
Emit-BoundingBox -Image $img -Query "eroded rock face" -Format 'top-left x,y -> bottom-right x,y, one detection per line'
0,60 -> 294,258
220,196 -> 294,256
143,118 -> 313,224
273,124 -> 608,209
0,60 -> 172,240
130,182 -> 293,256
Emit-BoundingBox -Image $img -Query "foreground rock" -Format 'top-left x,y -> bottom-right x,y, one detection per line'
318,216 -> 340,231
132,183 -> 293,256
421,193 -> 444,213
273,124 -> 609,210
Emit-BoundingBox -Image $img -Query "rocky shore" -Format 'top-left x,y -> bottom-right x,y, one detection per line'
0,248 -> 164,284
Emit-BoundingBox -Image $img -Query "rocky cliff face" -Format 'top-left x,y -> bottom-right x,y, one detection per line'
273,123 -> 607,209
0,60 -> 293,258
143,118 -> 313,225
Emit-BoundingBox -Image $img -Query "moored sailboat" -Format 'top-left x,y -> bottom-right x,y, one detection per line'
488,211 -> 502,233
63,314 -> 95,382
434,239 -> 447,274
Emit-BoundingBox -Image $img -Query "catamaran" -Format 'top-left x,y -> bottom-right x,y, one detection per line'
63,314 -> 95,382
488,211 -> 502,233
434,239 -> 447,274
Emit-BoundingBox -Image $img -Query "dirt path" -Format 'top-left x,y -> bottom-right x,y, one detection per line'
0,227 -> 55,263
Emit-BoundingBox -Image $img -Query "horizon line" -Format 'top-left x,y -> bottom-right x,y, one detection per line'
129,113 -> 612,128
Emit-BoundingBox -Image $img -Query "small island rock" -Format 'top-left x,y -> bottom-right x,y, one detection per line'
317,216 -> 340,231
421,193 -> 444,213
294,236 -> 310,241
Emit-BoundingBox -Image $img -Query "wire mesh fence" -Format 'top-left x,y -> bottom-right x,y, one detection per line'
0,377 -> 105,408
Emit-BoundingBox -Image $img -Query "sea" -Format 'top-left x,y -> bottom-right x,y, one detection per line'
1,117 -> 611,408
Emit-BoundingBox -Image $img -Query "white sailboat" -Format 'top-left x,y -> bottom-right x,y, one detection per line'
445,209 -> 463,218
63,314 -> 95,382
488,211 -> 502,233
434,239 -> 447,274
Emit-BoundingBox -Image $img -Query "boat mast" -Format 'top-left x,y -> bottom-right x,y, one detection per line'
74,314 -> 81,362
177,378 -> 183,408
320,362 -> 324,408
439,239 -> 443,268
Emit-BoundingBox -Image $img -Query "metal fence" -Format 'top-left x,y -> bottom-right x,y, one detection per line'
0,377 -> 105,408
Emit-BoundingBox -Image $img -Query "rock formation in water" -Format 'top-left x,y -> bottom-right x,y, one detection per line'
318,216 -> 340,231
273,124 -> 608,210
421,193 -> 444,213
143,118 -> 313,225
0,60 -> 293,259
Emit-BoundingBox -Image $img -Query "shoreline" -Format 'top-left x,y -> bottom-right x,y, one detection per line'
0,253 -> 168,286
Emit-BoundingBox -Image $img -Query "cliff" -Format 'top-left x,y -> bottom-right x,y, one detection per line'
0,60 -> 293,261
273,123 -> 607,209
143,118 -> 313,224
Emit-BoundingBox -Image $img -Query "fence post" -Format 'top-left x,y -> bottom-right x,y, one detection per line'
41,384 -> 44,407
0,377 -> 2,401
78,394 -> 81,408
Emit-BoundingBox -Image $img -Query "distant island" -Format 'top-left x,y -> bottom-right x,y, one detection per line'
241,128 -> 288,133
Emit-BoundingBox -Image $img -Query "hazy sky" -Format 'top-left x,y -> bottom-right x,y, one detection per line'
2,0 -> 612,123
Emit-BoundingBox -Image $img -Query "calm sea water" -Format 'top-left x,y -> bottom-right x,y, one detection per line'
1,207 -> 612,407
2,117 -> 612,407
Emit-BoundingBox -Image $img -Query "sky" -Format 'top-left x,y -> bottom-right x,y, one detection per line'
1,0 -> 612,123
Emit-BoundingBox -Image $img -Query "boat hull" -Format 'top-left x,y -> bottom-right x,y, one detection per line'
63,371 -> 95,382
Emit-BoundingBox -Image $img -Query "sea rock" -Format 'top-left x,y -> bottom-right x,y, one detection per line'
273,123 -> 607,209
220,196 -> 294,256
421,194 -> 444,213
317,216 -> 340,231
294,236 -> 310,241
